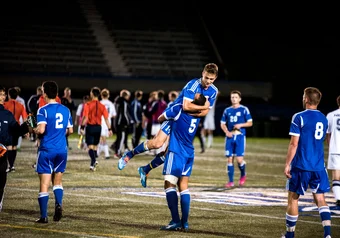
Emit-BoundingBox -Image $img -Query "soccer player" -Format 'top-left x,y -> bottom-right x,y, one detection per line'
326,95 -> 340,207
160,93 -> 207,231
4,87 -> 28,172
282,87 -> 331,238
33,81 -> 73,223
0,85 -> 30,212
97,88 -> 116,159
118,63 -> 218,186
80,87 -> 112,171
220,90 -> 253,188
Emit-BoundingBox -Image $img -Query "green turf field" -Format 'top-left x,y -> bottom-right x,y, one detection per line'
1,137 -> 339,237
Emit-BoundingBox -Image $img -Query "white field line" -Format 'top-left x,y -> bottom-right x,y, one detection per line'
7,187 -> 340,227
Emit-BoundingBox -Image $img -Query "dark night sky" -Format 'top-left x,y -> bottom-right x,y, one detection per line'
199,11 -> 339,110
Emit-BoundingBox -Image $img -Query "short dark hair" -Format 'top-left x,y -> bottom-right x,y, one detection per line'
193,93 -> 206,106
337,95 -> 340,107
230,90 -> 241,97
135,90 -> 143,98
8,87 -> 18,99
91,87 -> 101,98
158,90 -> 165,99
43,81 -> 58,99
0,86 -> 6,93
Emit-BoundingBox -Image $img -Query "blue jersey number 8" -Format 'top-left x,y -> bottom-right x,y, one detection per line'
314,122 -> 324,140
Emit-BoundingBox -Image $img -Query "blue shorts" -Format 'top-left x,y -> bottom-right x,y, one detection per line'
161,121 -> 172,136
36,150 -> 68,174
225,134 -> 245,157
287,167 -> 330,195
162,151 -> 194,178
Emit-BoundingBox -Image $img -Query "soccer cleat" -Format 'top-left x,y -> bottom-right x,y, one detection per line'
89,166 -> 96,172
225,182 -> 234,188
36,217 -> 48,223
239,175 -> 246,186
118,152 -> 130,170
53,204 -> 63,221
182,221 -> 189,232
160,221 -> 182,231
138,167 -> 148,188
336,200 -> 340,207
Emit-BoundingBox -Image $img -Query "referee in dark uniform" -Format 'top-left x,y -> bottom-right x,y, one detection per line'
0,86 -> 30,211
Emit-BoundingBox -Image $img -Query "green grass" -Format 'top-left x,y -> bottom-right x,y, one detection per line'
1,137 -> 339,238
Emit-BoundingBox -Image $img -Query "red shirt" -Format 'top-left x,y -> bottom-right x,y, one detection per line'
83,100 -> 108,125
38,95 -> 61,108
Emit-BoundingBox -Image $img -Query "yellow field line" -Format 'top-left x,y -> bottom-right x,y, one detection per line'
0,224 -> 140,238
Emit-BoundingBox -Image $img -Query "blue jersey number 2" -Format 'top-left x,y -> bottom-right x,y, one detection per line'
55,113 -> 64,129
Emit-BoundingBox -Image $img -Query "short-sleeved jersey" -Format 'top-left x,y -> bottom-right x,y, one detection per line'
83,100 -> 109,125
100,99 -> 116,126
37,102 -> 73,152
4,99 -> 28,123
289,109 -> 328,171
220,105 -> 252,135
165,103 -> 201,157
326,108 -> 340,154
174,78 -> 218,110
38,95 -> 61,108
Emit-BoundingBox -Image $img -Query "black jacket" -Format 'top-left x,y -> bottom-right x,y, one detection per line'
0,104 -> 29,145
114,96 -> 131,128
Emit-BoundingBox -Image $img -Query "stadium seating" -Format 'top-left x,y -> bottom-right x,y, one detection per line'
95,1 -> 214,78
0,1 -> 111,76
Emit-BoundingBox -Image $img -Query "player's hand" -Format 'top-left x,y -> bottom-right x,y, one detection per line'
284,165 -> 291,178
203,100 -> 210,109
233,124 -> 241,130
26,113 -> 37,128
80,129 -> 85,135
0,143 -> 8,157
226,131 -> 233,138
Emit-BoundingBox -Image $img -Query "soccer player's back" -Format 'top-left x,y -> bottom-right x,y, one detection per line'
290,109 -> 327,170
38,103 -> 72,151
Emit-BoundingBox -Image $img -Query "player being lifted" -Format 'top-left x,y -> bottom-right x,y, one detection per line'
118,63 -> 219,187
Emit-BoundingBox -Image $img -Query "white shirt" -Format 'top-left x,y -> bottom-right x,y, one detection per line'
16,96 -> 26,109
326,108 -> 340,154
100,99 -> 116,126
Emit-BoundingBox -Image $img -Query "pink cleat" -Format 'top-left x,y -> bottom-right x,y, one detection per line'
239,175 -> 246,186
225,182 -> 234,188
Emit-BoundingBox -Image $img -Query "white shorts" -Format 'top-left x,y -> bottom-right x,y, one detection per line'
204,117 -> 215,130
151,123 -> 161,137
101,123 -> 109,137
327,153 -> 340,170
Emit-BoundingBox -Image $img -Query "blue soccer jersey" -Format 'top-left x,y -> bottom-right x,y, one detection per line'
165,104 -> 201,158
289,109 -> 328,171
37,102 -> 73,152
220,105 -> 252,135
174,78 -> 218,109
